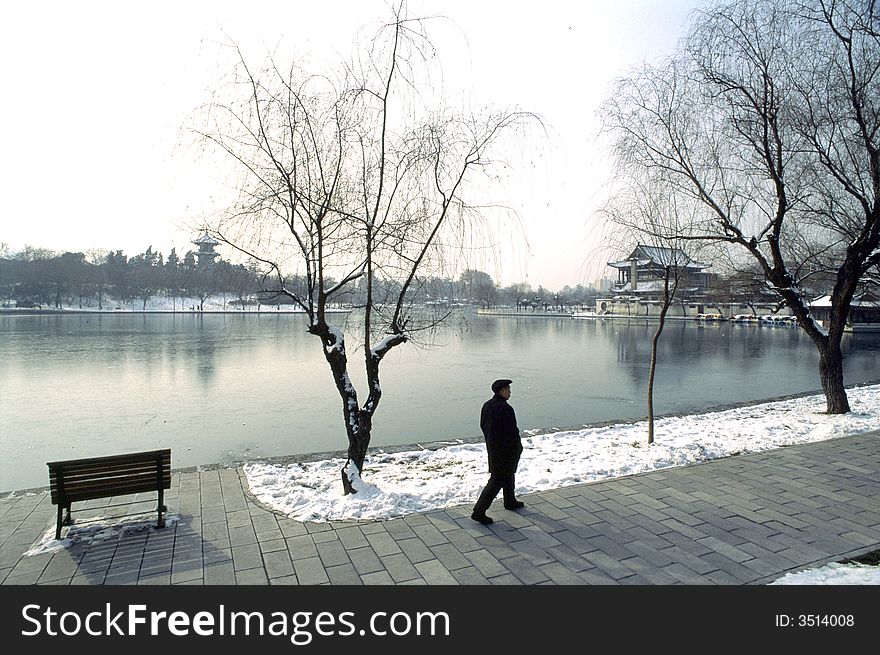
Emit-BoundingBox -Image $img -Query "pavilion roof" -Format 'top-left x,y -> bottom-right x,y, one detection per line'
608,244 -> 707,270
193,232 -> 220,246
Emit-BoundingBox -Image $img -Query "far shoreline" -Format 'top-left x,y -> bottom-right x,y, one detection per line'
0,308 -> 351,316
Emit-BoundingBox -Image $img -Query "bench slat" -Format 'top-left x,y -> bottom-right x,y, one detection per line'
52,481 -> 171,504
49,448 -> 171,466
52,472 -> 171,493
49,459 -> 171,483
48,450 -> 170,471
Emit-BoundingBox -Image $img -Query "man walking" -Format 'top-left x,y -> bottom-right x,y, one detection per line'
472,378 -> 525,525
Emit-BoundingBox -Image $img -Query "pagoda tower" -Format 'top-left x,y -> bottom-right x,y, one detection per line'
192,231 -> 220,268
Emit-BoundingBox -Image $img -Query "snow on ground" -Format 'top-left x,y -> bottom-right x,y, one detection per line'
770,562 -> 880,585
245,383 -> 880,523
24,513 -> 180,557
244,384 -> 880,584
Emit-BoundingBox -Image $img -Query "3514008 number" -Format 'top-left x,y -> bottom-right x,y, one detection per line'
798,615 -> 854,627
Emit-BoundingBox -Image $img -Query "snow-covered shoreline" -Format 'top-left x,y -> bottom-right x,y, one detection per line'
239,385 -> 880,584
244,383 -> 880,523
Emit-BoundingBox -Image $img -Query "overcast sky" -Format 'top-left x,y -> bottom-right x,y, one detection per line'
1,0 -> 703,289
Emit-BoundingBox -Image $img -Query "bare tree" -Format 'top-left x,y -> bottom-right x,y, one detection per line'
603,182 -> 706,443
192,10 -> 532,494
602,0 -> 880,414
459,268 -> 496,308
84,249 -> 108,309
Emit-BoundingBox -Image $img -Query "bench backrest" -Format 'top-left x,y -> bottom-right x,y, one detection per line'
48,449 -> 171,505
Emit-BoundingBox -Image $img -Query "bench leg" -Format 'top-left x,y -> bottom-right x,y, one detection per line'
156,489 -> 166,529
62,504 -> 72,526
55,505 -> 63,540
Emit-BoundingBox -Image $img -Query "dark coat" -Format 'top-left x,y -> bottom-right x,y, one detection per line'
480,394 -> 523,475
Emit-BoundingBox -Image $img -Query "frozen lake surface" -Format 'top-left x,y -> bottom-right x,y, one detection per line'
2,311 -> 879,491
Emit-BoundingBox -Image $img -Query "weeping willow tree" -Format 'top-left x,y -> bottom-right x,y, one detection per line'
192,9 -> 534,494
602,0 -> 880,414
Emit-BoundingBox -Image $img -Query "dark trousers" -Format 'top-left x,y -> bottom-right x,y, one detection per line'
473,472 -> 517,515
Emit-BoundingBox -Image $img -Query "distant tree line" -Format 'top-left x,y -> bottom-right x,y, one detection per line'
0,245 -> 265,310
396,269 -> 600,310
0,245 -> 601,311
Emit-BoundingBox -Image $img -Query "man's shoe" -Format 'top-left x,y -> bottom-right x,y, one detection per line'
471,512 -> 494,525
504,500 -> 525,510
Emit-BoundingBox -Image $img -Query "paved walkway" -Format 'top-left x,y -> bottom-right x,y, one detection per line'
2,431 -> 879,585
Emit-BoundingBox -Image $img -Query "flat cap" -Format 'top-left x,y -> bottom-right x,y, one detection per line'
491,378 -> 513,394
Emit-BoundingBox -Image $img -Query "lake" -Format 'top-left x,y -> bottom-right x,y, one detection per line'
2,311 -> 880,491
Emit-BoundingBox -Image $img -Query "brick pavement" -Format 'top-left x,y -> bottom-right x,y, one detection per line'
1,431 -> 878,585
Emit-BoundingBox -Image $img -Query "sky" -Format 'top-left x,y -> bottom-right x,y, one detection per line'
26,382 -> 880,583
0,0 -> 703,290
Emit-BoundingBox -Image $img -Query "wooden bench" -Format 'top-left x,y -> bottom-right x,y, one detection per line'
48,449 -> 171,540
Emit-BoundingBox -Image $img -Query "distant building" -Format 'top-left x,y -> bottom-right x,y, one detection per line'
192,232 -> 220,268
607,244 -> 710,298
810,279 -> 880,332
596,244 -> 712,317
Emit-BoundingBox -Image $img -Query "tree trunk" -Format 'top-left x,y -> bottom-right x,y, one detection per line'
648,268 -> 675,444
342,409 -> 372,495
805,262 -> 858,415
333,379 -> 365,496
818,340 -> 850,414
311,323 -> 371,495
647,325 -> 661,445
647,306 -> 667,444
